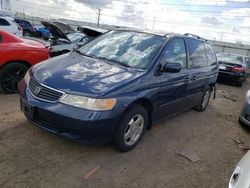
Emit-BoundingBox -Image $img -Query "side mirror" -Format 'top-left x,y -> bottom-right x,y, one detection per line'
162,62 -> 181,73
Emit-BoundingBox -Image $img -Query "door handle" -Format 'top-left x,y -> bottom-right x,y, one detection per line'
184,76 -> 190,82
191,75 -> 197,81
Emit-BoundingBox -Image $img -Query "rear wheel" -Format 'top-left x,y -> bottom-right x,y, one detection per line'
0,63 -> 29,93
194,88 -> 211,112
113,104 -> 148,152
236,80 -> 243,87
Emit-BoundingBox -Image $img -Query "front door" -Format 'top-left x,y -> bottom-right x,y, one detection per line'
154,37 -> 190,120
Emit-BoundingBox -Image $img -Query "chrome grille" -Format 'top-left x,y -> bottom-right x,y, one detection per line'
29,79 -> 64,102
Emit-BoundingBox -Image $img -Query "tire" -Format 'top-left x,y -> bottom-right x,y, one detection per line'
0,63 -> 29,94
194,88 -> 211,112
113,104 -> 148,152
236,80 -> 243,87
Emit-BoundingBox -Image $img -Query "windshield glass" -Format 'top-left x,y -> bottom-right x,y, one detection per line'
217,54 -> 244,64
67,33 -> 85,43
79,30 -> 165,69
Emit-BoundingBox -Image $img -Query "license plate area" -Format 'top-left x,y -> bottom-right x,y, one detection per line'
219,65 -> 226,70
20,99 -> 35,119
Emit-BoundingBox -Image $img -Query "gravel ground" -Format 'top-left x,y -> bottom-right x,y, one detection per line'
0,80 -> 250,188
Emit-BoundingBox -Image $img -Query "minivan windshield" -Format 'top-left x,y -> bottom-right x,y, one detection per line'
217,53 -> 244,64
79,30 -> 165,69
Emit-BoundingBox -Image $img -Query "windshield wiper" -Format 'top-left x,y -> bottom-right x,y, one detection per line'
96,56 -> 132,68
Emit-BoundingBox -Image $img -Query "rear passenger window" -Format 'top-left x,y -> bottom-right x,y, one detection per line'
0,35 -> 2,43
162,38 -> 187,68
0,18 -> 10,26
186,39 -> 207,68
204,43 -> 217,66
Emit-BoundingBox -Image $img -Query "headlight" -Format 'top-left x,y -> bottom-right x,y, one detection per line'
24,71 -> 30,84
59,94 -> 116,111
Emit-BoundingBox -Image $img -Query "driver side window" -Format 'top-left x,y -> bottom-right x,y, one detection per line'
162,38 -> 187,68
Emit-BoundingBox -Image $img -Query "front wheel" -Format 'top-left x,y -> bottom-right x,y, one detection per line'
113,104 -> 148,152
194,88 -> 211,112
0,63 -> 28,93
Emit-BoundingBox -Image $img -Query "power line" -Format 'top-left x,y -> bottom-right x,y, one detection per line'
81,0 -> 250,8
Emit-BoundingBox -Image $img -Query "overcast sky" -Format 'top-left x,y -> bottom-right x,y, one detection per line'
11,0 -> 250,44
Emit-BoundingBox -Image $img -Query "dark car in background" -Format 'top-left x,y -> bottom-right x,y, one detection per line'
14,18 -> 34,37
14,19 -> 50,40
18,30 -> 218,152
217,53 -> 247,87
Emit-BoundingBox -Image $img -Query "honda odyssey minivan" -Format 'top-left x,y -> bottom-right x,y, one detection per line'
18,30 -> 218,152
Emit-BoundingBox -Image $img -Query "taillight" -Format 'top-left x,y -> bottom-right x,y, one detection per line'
231,66 -> 244,73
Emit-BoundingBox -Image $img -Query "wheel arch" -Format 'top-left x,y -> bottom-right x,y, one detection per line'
0,60 -> 31,70
126,98 -> 154,130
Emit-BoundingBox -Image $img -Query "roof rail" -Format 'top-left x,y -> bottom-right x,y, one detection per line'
184,33 -> 207,41
164,32 -> 175,36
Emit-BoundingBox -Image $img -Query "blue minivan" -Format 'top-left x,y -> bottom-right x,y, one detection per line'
18,30 -> 218,152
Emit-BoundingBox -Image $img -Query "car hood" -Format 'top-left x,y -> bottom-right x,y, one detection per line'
42,21 -> 70,43
22,38 -> 46,48
31,52 -> 143,97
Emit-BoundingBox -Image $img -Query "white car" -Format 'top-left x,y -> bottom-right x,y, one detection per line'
228,151 -> 250,188
0,16 -> 23,37
42,21 -> 107,57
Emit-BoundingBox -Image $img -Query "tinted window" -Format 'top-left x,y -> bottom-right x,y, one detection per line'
0,35 -> 2,43
162,38 -> 187,68
79,31 -> 165,69
187,39 -> 207,68
204,43 -> 217,66
0,18 -> 10,26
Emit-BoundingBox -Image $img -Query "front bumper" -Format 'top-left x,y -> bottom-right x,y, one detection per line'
18,80 -> 123,144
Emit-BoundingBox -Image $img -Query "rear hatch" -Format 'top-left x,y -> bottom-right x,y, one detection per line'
41,21 -> 71,43
77,26 -> 108,38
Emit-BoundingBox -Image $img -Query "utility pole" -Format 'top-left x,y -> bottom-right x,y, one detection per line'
97,8 -> 101,27
0,0 -> 11,11
152,17 -> 156,31
220,32 -> 224,41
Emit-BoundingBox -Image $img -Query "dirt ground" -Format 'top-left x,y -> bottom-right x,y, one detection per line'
1,80 -> 250,188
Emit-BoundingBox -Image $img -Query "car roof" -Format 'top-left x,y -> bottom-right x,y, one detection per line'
0,16 -> 13,21
113,28 -> 210,43
15,18 -> 29,23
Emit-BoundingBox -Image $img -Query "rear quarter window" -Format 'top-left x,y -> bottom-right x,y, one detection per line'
204,43 -> 217,66
186,38 -> 207,68
0,18 -> 10,26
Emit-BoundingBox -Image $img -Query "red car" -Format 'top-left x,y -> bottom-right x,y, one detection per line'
0,30 -> 49,93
